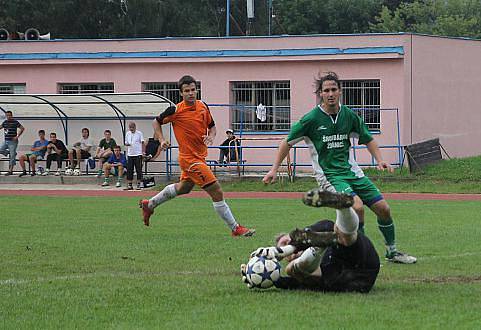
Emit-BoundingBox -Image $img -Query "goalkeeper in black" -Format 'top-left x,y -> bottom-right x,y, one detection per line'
243,189 -> 380,293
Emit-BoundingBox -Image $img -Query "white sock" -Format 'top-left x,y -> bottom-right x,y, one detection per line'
212,200 -> 238,231
292,247 -> 325,274
149,184 -> 177,209
335,207 -> 359,235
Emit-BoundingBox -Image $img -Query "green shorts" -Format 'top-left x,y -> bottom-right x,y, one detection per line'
328,176 -> 383,207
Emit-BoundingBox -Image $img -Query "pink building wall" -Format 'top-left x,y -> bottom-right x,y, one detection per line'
1,33 -> 480,172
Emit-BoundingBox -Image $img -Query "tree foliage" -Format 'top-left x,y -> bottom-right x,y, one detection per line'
370,0 -> 481,38
0,0 -> 480,39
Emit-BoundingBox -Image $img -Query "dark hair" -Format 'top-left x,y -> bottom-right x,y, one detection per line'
50,132 -> 57,137
315,71 -> 341,93
113,145 -> 121,150
81,127 -> 90,136
178,75 -> 196,91
38,130 -> 45,134
104,129 -> 111,134
5,110 -> 12,115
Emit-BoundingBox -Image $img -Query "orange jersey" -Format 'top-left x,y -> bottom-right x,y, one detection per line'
157,100 -> 215,162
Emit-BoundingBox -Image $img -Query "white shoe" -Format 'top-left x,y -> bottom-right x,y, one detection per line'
42,170 -> 49,176
115,181 -> 121,188
386,251 -> 417,264
55,171 -> 61,176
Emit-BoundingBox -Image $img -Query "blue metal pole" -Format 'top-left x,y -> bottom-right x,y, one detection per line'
226,0 -> 230,36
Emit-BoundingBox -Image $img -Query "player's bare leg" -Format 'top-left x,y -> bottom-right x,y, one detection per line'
204,181 -> 255,237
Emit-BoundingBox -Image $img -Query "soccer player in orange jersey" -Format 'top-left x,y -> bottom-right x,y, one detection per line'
140,75 -> 255,237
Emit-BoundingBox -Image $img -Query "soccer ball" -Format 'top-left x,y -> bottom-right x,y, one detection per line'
73,169 -> 81,176
245,256 -> 281,289
64,168 -> 73,176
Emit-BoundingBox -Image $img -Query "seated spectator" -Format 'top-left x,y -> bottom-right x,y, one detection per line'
95,129 -> 117,177
144,136 -> 162,161
102,145 -> 126,188
43,132 -> 68,176
218,129 -> 240,165
18,129 -> 49,177
68,127 -> 94,174
0,110 -> 25,175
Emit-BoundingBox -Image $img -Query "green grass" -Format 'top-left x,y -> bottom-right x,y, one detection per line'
213,155 -> 481,193
1,196 -> 481,329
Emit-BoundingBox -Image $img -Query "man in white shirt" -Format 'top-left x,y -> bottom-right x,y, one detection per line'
124,122 -> 145,190
67,128 -> 94,173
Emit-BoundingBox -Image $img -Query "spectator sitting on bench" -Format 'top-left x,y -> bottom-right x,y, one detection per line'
0,110 -> 25,175
18,129 -> 49,177
102,145 -> 126,188
43,132 -> 68,176
67,127 -> 94,174
218,129 -> 240,166
95,129 -> 117,177
144,135 -> 162,162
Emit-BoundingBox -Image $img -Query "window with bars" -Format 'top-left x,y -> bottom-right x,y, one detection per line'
58,83 -> 114,94
341,80 -> 380,130
0,84 -> 26,94
142,82 -> 202,104
231,81 -> 290,132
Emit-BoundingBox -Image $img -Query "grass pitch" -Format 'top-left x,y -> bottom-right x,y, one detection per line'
1,195 -> 481,329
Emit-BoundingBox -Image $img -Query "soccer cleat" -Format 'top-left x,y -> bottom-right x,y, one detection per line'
139,199 -> 153,226
115,181 -> 121,188
18,172 -> 27,177
30,172 -> 36,176
231,225 -> 256,237
124,185 -> 134,191
42,169 -> 50,176
54,170 -> 61,176
101,180 -> 109,187
289,227 -> 337,250
302,188 -> 354,209
386,251 -> 417,264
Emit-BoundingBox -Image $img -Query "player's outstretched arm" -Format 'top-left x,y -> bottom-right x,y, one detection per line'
262,139 -> 291,184
366,140 -> 393,172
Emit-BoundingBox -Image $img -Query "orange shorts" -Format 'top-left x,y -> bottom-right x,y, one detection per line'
179,158 -> 217,188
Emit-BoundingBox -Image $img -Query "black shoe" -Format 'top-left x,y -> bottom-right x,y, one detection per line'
18,172 -> 27,177
302,188 -> 354,209
124,185 -> 134,191
4,171 -> 13,176
289,227 -> 337,250
31,172 -> 36,176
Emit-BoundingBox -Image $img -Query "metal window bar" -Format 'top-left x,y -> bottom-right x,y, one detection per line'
341,80 -> 380,130
0,84 -> 26,94
143,82 -> 202,105
59,83 -> 114,94
231,81 -> 290,131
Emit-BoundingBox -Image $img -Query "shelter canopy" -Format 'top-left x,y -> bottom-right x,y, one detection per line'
0,93 -> 172,119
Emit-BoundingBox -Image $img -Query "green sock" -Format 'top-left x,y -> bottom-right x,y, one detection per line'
377,217 -> 396,249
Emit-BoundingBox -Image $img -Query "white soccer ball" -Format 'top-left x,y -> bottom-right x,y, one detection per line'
73,169 -> 81,176
64,168 -> 73,176
245,256 -> 281,289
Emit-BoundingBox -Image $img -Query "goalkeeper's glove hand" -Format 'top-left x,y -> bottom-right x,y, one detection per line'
240,263 -> 254,289
250,247 -> 281,260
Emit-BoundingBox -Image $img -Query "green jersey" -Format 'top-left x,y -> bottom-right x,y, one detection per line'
99,138 -> 117,151
287,105 -> 373,179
